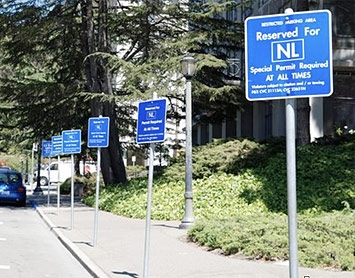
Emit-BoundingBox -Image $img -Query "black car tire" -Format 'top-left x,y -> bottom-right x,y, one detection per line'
39,177 -> 48,186
18,199 -> 26,207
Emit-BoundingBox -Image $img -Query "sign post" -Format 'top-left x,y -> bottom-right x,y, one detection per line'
137,97 -> 167,278
88,116 -> 110,247
245,9 -> 332,278
42,141 -> 52,206
62,129 -> 81,229
52,135 -> 63,212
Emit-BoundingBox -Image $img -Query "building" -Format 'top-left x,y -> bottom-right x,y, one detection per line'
121,0 -> 355,165
192,0 -> 355,144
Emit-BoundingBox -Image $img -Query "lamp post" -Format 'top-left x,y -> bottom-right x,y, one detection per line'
179,56 -> 196,229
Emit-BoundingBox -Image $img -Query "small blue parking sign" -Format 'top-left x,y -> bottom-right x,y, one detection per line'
245,10 -> 332,101
88,117 -> 110,148
51,135 -> 63,156
136,99 -> 167,144
42,141 -> 52,157
62,129 -> 81,154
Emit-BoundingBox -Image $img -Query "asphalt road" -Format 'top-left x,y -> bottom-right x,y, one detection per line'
0,204 -> 92,278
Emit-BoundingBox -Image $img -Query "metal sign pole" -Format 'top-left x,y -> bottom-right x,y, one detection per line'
31,144 -> 35,190
285,98 -> 298,278
143,142 -> 155,278
70,154 -> 74,230
136,93 -> 166,278
57,155 -> 60,214
93,147 -> 101,247
47,157 -> 51,206
87,116 -> 110,247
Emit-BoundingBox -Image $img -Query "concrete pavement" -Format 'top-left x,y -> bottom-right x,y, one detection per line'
28,192 -> 354,278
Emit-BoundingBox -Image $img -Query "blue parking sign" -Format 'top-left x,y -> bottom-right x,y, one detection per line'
42,141 -> 52,157
88,117 -> 110,148
62,130 -> 81,154
136,99 -> 167,144
245,10 -> 332,100
51,135 -> 63,156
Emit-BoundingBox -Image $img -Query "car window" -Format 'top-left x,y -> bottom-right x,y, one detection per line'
8,174 -> 21,183
0,174 -> 7,183
0,173 -> 21,184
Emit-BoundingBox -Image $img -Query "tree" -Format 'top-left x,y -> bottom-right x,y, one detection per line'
79,0 -> 250,181
0,0 -> 250,183
0,0 -> 128,184
0,1 -> 89,147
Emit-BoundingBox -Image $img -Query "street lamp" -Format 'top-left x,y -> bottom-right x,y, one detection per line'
179,56 -> 196,229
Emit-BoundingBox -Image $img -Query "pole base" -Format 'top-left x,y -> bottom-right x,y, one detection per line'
179,220 -> 194,230
32,186 -> 43,195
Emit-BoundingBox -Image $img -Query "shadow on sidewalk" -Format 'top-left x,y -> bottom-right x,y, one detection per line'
28,192 -> 88,208
112,270 -> 139,278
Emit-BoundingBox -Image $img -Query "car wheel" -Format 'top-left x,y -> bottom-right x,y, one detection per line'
18,199 -> 26,207
39,177 -> 48,186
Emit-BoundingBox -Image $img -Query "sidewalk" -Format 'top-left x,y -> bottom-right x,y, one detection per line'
28,192 -> 354,278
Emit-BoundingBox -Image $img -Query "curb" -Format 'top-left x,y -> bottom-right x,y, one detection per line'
32,203 -> 110,278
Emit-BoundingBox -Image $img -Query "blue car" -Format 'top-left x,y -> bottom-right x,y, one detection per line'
0,169 -> 26,207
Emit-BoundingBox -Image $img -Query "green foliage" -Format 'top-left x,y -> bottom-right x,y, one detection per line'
0,153 -> 26,172
84,178 -> 185,220
60,174 -> 102,195
0,0 -> 90,148
83,137 -> 355,271
0,0 -> 248,177
188,214 -> 288,258
188,210 -> 355,271
161,138 -> 265,181
256,141 -> 355,213
126,165 -> 147,179
84,137 -> 355,218
193,172 -> 267,218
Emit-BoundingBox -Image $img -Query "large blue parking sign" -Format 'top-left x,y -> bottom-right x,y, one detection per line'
245,10 -> 332,101
136,99 -> 167,144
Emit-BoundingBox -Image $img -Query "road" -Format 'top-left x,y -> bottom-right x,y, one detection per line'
0,204 -> 92,278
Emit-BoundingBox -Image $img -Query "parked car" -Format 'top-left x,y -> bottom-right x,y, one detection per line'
0,169 -> 26,206
34,161 -> 97,186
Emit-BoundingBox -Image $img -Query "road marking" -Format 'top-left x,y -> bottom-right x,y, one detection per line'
0,265 -> 10,270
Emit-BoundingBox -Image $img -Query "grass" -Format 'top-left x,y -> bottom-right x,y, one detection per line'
83,137 -> 355,271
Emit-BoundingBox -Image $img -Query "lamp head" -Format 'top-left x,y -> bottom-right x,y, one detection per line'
180,56 -> 196,79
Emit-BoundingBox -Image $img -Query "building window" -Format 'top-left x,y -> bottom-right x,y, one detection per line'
259,0 -> 270,8
324,0 -> 355,68
324,0 -> 355,40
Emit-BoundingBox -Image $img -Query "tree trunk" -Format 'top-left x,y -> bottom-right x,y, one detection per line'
82,0 -> 127,185
290,1 -> 312,147
101,102 -> 128,185
296,98 -> 310,146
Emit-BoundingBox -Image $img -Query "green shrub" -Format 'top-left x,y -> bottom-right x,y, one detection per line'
188,210 -> 355,270
84,177 -> 185,220
126,165 -> 147,179
256,142 -> 355,213
60,174 -> 101,195
0,153 -> 25,172
161,138 -> 268,182
82,136 -> 355,271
